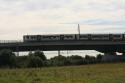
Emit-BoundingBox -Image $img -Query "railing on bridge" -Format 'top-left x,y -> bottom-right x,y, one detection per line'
0,40 -> 23,44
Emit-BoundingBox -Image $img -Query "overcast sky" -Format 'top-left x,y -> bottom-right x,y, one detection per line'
0,0 -> 125,40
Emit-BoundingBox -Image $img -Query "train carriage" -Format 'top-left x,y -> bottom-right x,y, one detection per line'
41,35 -> 60,41
77,34 -> 89,40
123,34 -> 125,40
60,34 -> 76,40
23,35 -> 37,42
23,33 -> 125,42
111,34 -> 123,40
91,34 -> 109,40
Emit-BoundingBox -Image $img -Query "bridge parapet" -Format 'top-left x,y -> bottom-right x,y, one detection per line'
0,40 -> 23,44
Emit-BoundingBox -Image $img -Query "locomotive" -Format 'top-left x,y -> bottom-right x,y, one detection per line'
23,34 -> 125,42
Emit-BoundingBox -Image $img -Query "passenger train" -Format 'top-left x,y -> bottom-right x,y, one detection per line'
23,34 -> 125,42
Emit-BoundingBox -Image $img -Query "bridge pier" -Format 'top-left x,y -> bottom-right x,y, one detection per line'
16,51 -> 19,56
58,50 -> 61,56
67,50 -> 69,56
16,46 -> 19,56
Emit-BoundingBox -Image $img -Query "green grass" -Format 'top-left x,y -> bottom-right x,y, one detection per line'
0,63 -> 125,83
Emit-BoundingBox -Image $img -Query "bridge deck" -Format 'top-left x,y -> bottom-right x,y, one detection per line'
0,40 -> 125,52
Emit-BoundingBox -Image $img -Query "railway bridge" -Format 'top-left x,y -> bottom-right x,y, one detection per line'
0,40 -> 125,55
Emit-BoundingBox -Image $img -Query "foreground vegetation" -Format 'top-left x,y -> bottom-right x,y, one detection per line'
1,49 -> 125,82
0,63 -> 125,83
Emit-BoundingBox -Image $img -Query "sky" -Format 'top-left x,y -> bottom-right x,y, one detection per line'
0,0 -> 125,58
0,0 -> 125,40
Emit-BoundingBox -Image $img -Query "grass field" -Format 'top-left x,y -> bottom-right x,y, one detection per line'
0,63 -> 125,83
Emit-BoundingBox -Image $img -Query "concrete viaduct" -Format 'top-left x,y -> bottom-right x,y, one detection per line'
0,40 -> 125,54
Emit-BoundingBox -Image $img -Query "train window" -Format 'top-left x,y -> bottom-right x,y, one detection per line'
103,35 -> 109,37
92,35 -> 101,38
46,36 -> 49,38
80,36 -> 88,38
92,35 -> 108,37
29,36 -> 36,39
50,36 -> 55,38
52,36 -> 58,38
65,36 -> 72,38
66,36 -> 70,38
43,36 -> 49,38
26,36 -> 29,39
31,36 -> 34,39
113,35 -> 121,37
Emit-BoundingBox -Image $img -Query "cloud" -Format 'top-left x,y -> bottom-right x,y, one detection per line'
0,0 -> 124,40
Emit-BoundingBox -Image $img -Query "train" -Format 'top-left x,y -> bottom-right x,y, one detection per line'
23,34 -> 125,42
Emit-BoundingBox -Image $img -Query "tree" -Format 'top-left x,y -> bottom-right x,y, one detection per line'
85,55 -> 96,64
96,54 -> 103,62
27,51 -> 47,67
16,56 -> 28,68
67,55 -> 84,65
50,55 -> 69,66
34,50 -> 47,61
0,49 -> 16,68
27,56 -> 44,68
28,51 -> 33,56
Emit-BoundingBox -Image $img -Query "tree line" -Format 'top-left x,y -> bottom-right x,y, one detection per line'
0,49 -> 124,68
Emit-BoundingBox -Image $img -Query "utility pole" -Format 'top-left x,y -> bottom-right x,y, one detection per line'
67,50 -> 69,56
78,24 -> 80,35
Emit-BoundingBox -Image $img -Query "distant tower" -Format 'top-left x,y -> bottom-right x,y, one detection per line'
78,24 -> 80,35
